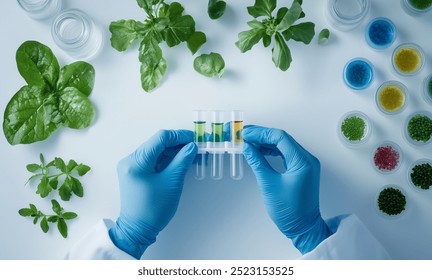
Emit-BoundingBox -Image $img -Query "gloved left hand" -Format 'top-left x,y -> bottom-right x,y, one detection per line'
109,129 -> 197,259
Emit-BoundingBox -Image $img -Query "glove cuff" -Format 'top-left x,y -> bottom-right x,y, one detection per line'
109,216 -> 158,259
291,217 -> 333,255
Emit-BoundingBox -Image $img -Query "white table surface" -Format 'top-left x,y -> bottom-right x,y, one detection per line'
1,0 -> 431,260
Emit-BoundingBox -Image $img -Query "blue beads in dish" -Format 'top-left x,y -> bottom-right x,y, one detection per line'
343,58 -> 374,90
366,17 -> 397,49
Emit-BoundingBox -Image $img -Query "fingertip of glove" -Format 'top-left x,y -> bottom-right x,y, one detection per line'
184,142 -> 198,156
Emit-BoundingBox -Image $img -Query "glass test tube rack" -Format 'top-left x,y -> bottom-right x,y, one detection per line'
194,110 -> 244,180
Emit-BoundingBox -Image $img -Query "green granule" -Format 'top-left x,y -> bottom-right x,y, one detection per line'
341,116 -> 366,141
410,163 -> 432,190
428,77 -> 432,97
408,114 -> 432,142
408,0 -> 432,10
378,187 -> 406,216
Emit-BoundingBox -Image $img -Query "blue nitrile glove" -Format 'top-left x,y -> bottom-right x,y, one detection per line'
242,125 -> 332,254
109,129 -> 197,259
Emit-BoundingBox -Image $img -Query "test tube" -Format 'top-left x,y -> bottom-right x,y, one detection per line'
194,110 -> 207,180
210,111 -> 225,180
230,110 -> 244,180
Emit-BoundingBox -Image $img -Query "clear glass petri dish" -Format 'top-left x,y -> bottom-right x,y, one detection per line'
375,81 -> 408,115
407,159 -> 432,191
375,184 -> 408,219
423,74 -> 432,105
343,58 -> 374,90
403,111 -> 432,146
326,0 -> 370,31
392,43 -> 425,76
51,9 -> 104,60
17,0 -> 62,20
365,17 -> 397,50
371,141 -> 403,174
338,111 -> 371,147
402,0 -> 432,15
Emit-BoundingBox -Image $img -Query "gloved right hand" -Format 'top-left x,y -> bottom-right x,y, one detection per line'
242,125 -> 332,254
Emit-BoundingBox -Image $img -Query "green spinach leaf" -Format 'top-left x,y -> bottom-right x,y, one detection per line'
208,0 -> 227,20
3,41 -> 96,145
57,61 -> 95,96
187,32 -> 207,55
3,86 -> 61,145
15,41 -> 59,90
194,52 -> 225,78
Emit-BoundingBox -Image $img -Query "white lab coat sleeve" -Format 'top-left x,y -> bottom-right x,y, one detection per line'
301,214 -> 391,260
65,215 -> 389,260
64,219 -> 135,260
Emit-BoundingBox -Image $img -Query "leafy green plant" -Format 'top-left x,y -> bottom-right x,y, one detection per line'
194,53 -> 225,78
26,153 -> 91,201
208,0 -> 227,19
236,0 -> 315,71
19,200 -> 77,238
109,0 -> 208,92
3,41 -> 96,145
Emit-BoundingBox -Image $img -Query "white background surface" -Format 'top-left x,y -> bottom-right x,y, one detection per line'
0,0 -> 431,260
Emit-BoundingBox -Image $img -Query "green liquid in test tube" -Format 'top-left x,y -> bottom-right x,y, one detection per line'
211,111 -> 224,180
194,110 -> 207,180
195,121 -> 206,143
230,111 -> 244,180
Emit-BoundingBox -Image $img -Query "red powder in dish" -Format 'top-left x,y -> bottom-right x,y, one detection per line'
374,145 -> 400,171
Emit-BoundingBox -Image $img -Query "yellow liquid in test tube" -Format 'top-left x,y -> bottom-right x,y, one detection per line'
231,121 -> 244,143
230,111 -> 244,180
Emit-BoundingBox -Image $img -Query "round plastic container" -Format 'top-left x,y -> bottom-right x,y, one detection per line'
403,111 -> 432,146
51,9 -> 104,60
375,81 -> 408,115
326,0 -> 370,31
365,17 -> 397,49
423,74 -> 432,105
375,185 -> 407,219
17,0 -> 62,20
338,111 -> 371,147
392,43 -> 425,76
402,0 -> 432,15
407,159 -> 432,191
371,141 -> 403,174
343,58 -> 374,90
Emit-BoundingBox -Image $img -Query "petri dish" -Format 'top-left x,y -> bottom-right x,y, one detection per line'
52,9 -> 104,60
326,0 -> 370,31
371,141 -> 403,174
375,185 -> 408,219
338,111 -> 371,147
392,43 -> 425,76
423,74 -> 432,105
343,58 -> 374,90
17,0 -> 62,20
407,159 -> 432,191
365,17 -> 397,49
403,111 -> 432,146
375,81 -> 407,115
402,0 -> 432,15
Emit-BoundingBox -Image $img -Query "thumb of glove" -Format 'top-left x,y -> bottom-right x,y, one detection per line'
164,142 -> 197,176
243,143 -> 277,180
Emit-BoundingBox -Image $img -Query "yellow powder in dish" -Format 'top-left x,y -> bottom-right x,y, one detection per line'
394,47 -> 422,74
378,85 -> 405,112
